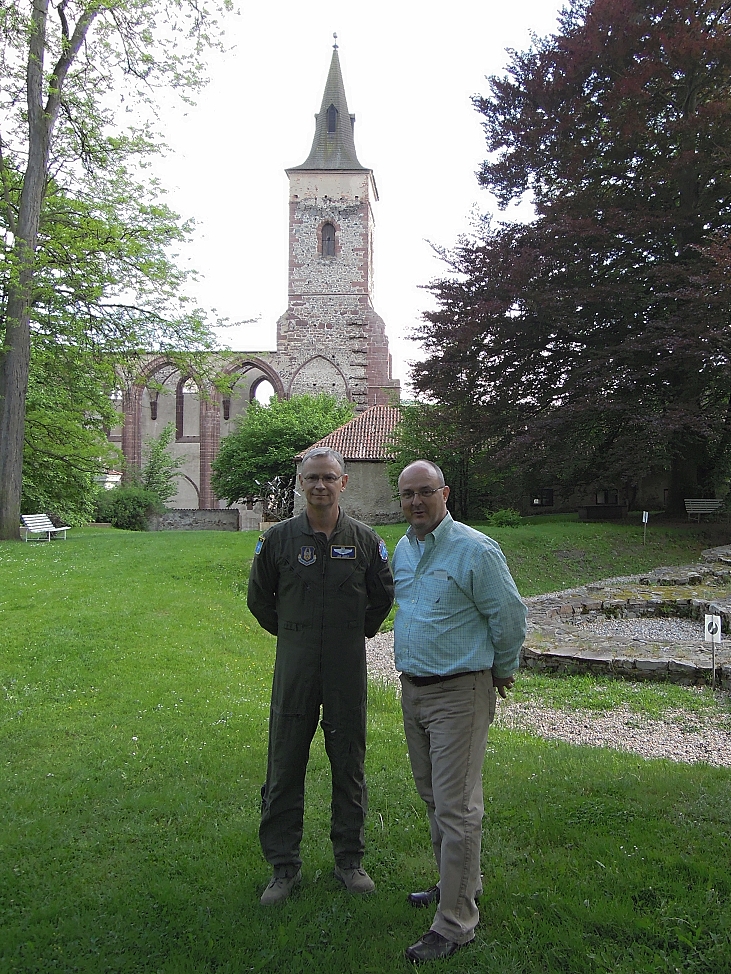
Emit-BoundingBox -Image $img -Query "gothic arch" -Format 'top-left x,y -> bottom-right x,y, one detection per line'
289,356 -> 350,400
178,473 -> 201,506
222,357 -> 285,399
118,355 -> 212,506
249,375 -> 276,403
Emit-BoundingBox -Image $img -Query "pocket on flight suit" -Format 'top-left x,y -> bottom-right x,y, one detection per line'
277,558 -> 315,631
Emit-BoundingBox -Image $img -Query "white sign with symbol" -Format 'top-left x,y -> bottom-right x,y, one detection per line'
705,614 -> 722,642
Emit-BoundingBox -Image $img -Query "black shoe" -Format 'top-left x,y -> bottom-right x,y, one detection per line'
408,884 -> 440,908
405,930 -> 466,964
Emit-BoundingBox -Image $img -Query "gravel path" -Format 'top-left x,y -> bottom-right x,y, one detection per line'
366,631 -> 731,769
493,701 -> 731,768
570,616 -> 707,641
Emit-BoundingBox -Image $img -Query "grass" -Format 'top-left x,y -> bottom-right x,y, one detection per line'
1,520 -> 730,973
379,511 -> 731,597
509,670 -> 731,719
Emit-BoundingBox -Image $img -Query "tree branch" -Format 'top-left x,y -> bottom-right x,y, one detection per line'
45,3 -> 99,130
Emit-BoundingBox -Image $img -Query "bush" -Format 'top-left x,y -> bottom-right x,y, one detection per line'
485,508 -> 523,527
98,486 -> 165,531
93,489 -> 116,524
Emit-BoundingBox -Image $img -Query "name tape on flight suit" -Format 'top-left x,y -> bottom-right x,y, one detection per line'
331,545 -> 356,559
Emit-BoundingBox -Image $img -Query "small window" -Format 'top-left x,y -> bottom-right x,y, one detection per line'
595,489 -> 618,505
532,489 -> 554,507
327,103 -> 337,134
322,223 -> 336,257
222,398 -> 231,421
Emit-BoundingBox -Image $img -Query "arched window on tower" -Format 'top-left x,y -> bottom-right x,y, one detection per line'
327,103 -> 337,134
322,222 -> 336,257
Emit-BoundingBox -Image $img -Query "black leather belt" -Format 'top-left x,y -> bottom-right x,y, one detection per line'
402,670 -> 481,687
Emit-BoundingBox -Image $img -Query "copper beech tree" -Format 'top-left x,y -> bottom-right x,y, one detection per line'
415,0 -> 731,514
0,0 -> 232,539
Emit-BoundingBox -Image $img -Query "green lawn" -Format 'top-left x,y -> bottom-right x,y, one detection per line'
1,521 -> 730,973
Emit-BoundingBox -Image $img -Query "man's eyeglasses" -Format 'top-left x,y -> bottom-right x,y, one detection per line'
303,473 -> 343,484
398,487 -> 445,501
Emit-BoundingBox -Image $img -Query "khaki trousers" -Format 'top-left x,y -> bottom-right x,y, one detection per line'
400,669 -> 496,944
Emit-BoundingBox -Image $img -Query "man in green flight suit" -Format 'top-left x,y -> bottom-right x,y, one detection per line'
247,446 -> 394,905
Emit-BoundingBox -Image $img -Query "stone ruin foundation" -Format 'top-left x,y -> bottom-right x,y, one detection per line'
522,546 -> 731,690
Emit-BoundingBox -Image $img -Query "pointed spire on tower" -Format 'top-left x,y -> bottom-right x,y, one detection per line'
291,39 -> 367,171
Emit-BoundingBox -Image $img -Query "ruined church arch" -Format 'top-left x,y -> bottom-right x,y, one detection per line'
289,356 -> 349,400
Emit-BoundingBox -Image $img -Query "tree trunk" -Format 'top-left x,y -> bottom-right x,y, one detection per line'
0,0 -> 95,538
0,133 -> 49,539
0,279 -> 33,539
667,434 -> 702,518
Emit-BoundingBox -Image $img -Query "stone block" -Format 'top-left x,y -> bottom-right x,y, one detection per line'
543,647 -> 580,659
575,651 -> 613,664
667,660 -> 697,677
635,659 -> 669,674
611,658 -> 636,674
521,647 -> 543,660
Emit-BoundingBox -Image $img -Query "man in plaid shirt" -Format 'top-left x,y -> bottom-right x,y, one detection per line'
392,459 -> 526,964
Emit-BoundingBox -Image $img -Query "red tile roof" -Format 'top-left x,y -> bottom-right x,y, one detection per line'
295,405 -> 401,462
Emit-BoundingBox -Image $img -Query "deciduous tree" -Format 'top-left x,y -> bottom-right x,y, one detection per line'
415,0 -> 731,514
21,336 -> 120,524
212,394 -> 355,511
139,422 -> 184,506
0,0 -> 231,539
386,400 -> 492,520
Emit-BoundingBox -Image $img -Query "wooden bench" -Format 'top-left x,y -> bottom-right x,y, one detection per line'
20,514 -> 71,541
684,498 -> 723,521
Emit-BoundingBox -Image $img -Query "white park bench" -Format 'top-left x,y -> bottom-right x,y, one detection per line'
20,514 -> 71,541
684,498 -> 723,522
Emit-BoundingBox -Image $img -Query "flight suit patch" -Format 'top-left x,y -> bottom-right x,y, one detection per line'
378,540 -> 389,562
255,535 -> 265,555
298,545 -> 317,566
331,545 -> 356,559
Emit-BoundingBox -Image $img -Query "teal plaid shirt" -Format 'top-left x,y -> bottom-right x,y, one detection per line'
393,513 -> 526,679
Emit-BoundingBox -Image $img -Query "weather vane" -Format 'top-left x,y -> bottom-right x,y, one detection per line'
333,32 -> 338,49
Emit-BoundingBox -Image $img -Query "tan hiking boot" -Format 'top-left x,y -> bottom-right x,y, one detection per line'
260,869 -> 302,905
333,865 -> 375,894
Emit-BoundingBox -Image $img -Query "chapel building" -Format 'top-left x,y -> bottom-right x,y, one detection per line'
110,43 -> 400,517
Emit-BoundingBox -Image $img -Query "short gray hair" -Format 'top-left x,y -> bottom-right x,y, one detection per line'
301,447 -> 346,475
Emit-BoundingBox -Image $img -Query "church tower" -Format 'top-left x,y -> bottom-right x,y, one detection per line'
275,40 -> 399,410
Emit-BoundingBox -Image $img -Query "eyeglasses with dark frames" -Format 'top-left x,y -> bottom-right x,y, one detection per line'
303,473 -> 343,484
398,486 -> 445,501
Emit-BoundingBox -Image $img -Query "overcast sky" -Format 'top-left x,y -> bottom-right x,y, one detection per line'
157,1 -> 565,389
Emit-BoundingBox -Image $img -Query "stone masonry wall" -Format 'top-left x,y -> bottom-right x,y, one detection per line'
273,170 -> 394,410
148,510 -> 240,531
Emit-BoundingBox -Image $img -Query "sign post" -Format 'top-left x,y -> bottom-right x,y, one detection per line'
705,613 -> 722,689
642,510 -> 649,546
